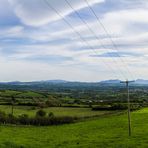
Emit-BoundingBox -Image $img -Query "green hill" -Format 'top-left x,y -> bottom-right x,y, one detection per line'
0,108 -> 147,148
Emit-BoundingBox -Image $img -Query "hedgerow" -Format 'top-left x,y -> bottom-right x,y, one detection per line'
0,110 -> 77,126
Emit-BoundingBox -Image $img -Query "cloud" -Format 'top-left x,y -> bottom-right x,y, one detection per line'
91,51 -> 144,58
1,0 -> 148,81
8,0 -> 104,26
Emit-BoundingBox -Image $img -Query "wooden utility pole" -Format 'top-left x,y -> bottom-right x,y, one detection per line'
121,80 -> 134,136
11,96 -> 15,116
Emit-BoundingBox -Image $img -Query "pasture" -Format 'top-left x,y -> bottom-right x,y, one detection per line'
0,108 -> 147,148
0,105 -> 115,118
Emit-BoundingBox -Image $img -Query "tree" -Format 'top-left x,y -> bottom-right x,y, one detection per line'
48,112 -> 54,118
36,109 -> 46,117
45,96 -> 60,107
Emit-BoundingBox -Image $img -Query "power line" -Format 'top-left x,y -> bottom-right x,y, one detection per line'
64,0 -> 127,80
84,0 -> 135,80
44,0 -> 124,79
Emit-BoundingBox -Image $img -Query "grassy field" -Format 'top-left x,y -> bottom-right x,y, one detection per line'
0,105 -> 114,117
0,108 -> 147,148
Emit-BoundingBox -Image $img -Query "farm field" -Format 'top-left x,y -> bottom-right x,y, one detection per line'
0,105 -> 115,118
0,108 -> 147,148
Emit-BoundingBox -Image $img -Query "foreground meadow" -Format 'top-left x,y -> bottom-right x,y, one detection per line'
0,108 -> 147,148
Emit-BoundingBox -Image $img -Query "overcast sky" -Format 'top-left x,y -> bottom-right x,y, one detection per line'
0,0 -> 148,82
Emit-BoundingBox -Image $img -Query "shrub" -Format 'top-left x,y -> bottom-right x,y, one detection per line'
92,104 -> 128,111
30,106 -> 36,110
110,103 -> 127,110
50,116 -> 76,125
0,111 -> 77,126
18,114 -> 29,125
0,111 -> 6,124
92,103 -> 141,111
130,104 -> 141,111
48,112 -> 54,118
45,97 -> 61,107
36,109 -> 46,117
92,105 -> 111,111
37,102 -> 46,108
6,114 -> 17,124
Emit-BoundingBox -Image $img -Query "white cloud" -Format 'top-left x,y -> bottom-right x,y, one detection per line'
8,0 -> 104,26
1,0 -> 148,81
0,26 -> 24,38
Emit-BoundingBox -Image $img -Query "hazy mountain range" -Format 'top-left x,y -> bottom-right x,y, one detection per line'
0,79 -> 148,85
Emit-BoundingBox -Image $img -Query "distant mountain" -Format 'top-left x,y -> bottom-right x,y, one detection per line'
0,79 -> 148,85
41,80 -> 68,83
0,81 -> 21,85
0,79 -> 147,91
135,79 -> 148,84
100,79 -> 148,85
100,79 -> 121,84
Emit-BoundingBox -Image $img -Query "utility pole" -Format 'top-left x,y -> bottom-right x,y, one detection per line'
11,96 -> 15,116
121,79 -> 134,136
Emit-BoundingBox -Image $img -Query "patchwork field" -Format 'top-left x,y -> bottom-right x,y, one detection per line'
0,108 -> 147,148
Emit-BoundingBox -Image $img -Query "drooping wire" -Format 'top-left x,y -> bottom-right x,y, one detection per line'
44,0 -> 126,80
64,0 -> 128,80
84,0 -> 136,81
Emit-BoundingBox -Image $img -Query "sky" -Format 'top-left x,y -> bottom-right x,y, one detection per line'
0,0 -> 148,82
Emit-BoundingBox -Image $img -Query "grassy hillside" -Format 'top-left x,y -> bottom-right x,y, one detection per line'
0,90 -> 46,105
0,108 -> 147,148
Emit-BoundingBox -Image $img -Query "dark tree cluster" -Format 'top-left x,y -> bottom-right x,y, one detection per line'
0,110 -> 77,126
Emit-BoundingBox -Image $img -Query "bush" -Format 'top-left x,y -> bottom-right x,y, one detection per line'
50,116 -> 76,125
48,112 -> 54,118
30,106 -> 36,110
92,104 -> 127,111
37,102 -> 46,108
6,114 -> 17,124
45,97 -> 61,107
36,109 -> 46,117
92,103 -> 142,111
18,114 -> 29,125
0,111 -> 6,124
0,110 -> 78,126
0,113 -> 77,126
92,105 -> 111,111
110,103 -> 127,110
130,104 -> 141,111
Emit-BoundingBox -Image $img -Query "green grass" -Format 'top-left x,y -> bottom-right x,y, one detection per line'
0,90 -> 21,97
0,105 -> 113,117
0,108 -> 147,148
0,90 -> 45,101
16,91 -> 44,98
